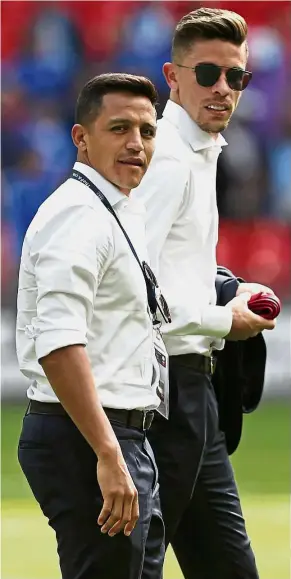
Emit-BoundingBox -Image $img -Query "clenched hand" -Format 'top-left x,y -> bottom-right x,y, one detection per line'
226,292 -> 276,341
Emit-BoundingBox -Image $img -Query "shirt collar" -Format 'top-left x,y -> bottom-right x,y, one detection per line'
162,100 -> 228,152
73,162 -> 127,207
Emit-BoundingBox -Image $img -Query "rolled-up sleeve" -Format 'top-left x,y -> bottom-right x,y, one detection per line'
197,304 -> 232,338
29,205 -> 111,360
162,290 -> 233,340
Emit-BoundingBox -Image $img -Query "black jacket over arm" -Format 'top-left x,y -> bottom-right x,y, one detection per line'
212,266 -> 266,455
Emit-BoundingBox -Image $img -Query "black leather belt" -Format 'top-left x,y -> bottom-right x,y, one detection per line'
26,400 -> 154,431
170,353 -> 216,375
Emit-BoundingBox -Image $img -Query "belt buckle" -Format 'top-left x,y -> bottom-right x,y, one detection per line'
142,412 -> 148,430
142,412 -> 151,430
142,411 -> 153,430
210,356 -> 217,375
210,356 -> 214,375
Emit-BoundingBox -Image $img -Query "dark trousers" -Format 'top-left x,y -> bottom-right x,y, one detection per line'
18,410 -> 164,579
146,354 -> 259,579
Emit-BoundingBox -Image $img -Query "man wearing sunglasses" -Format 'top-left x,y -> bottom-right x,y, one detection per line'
134,7 -> 276,579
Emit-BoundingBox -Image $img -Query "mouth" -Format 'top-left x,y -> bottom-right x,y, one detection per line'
205,104 -> 230,116
118,158 -> 144,168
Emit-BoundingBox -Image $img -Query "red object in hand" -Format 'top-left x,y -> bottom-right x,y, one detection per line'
248,292 -> 281,320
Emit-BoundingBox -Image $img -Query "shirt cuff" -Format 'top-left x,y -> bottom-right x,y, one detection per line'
201,306 -> 232,339
35,329 -> 87,361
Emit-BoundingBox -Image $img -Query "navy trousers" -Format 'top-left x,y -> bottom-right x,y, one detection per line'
146,354 -> 259,579
18,409 -> 164,579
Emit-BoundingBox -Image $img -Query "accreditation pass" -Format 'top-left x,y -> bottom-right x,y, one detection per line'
154,329 -> 169,419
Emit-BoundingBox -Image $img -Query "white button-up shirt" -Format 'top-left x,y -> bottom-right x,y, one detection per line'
134,100 -> 232,357
16,162 -> 160,410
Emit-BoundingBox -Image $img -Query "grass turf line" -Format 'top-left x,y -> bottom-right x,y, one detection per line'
1,401 -> 289,578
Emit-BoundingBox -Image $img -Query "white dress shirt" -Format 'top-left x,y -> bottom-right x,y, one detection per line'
16,162 -> 160,410
134,100 -> 232,357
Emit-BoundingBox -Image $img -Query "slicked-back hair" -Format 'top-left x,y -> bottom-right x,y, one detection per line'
75,73 -> 158,125
172,7 -> 248,61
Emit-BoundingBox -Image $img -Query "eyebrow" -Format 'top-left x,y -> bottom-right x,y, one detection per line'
142,122 -> 157,132
107,118 -> 157,130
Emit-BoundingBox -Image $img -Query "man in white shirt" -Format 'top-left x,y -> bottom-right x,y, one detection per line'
17,73 -> 166,579
134,9 -> 276,579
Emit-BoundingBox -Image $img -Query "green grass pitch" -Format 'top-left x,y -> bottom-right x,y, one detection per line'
1,401 -> 289,579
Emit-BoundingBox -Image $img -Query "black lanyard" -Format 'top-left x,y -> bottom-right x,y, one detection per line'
71,169 -> 168,323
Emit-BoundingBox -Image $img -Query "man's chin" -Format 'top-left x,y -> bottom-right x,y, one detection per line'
124,176 -> 145,190
198,119 -> 230,134
117,179 -> 143,193
116,169 -> 146,191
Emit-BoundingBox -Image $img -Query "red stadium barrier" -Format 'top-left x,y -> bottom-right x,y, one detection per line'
217,220 -> 291,300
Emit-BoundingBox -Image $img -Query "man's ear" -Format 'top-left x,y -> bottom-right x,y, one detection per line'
163,62 -> 179,91
71,124 -> 88,150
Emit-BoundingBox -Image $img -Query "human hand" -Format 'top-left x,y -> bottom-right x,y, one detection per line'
236,282 -> 274,298
97,446 -> 139,537
225,292 -> 276,341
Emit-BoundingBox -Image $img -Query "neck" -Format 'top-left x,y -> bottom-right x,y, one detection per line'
169,94 -> 220,141
76,152 -> 92,170
170,90 -> 181,108
119,188 -> 131,197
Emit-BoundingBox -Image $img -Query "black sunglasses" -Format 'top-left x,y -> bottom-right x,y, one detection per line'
142,261 -> 171,324
176,62 -> 252,91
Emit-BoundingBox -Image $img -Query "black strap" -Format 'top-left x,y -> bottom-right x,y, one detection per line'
71,169 -> 157,318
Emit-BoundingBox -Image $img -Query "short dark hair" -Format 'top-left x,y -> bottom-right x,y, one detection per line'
75,73 -> 158,125
172,8 -> 248,61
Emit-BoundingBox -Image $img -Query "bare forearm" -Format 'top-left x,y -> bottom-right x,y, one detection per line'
40,345 -> 119,458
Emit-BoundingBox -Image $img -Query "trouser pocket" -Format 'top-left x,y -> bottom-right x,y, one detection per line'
143,437 -> 160,498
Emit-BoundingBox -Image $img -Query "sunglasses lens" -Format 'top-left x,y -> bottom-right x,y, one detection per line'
194,63 -> 252,91
195,63 -> 221,87
227,69 -> 251,91
241,71 -> 252,90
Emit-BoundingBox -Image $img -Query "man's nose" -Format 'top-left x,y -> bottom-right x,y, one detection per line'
211,71 -> 230,97
126,129 -> 144,151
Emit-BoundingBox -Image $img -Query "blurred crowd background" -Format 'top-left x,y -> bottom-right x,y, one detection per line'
1,0 -> 291,309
